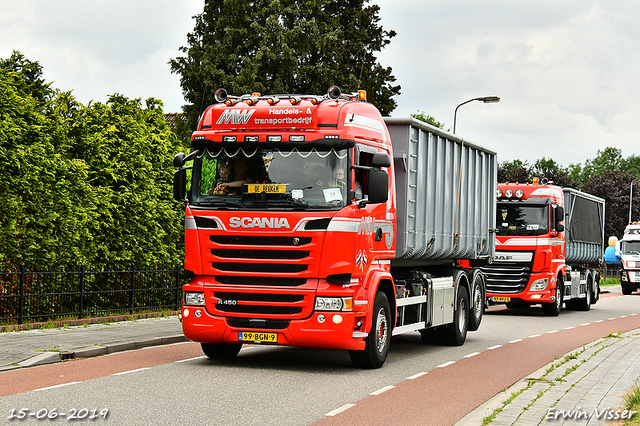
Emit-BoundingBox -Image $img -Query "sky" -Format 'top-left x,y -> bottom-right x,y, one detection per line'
1,0 -> 638,167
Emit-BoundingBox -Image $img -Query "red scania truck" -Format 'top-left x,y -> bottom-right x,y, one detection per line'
483,182 -> 604,315
173,87 -> 496,368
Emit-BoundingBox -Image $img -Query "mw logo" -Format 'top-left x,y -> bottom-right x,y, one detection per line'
358,217 -> 376,235
217,109 -> 255,125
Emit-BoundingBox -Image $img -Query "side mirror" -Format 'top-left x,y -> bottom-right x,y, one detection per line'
366,169 -> 389,204
371,152 -> 391,168
554,206 -> 565,232
173,168 -> 187,202
173,152 -> 186,168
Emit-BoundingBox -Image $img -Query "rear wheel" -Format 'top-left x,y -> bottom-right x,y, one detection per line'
349,291 -> 391,369
622,287 -> 634,295
201,342 -> 242,359
438,285 -> 469,346
576,281 -> 592,311
468,273 -> 484,331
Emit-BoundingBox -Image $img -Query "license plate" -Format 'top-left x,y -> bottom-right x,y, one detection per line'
491,296 -> 511,302
247,184 -> 286,194
238,331 -> 278,343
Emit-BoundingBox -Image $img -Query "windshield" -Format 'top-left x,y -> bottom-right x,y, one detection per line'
621,241 -> 640,255
188,147 -> 349,209
496,204 -> 549,236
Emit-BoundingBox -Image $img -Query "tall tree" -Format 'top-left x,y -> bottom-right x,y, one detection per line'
170,0 -> 400,136
0,52 -> 185,267
584,170 -> 640,238
497,160 -> 532,184
532,157 -> 577,188
411,111 -> 447,130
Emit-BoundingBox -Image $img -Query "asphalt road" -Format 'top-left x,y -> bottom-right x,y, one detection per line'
1,288 -> 638,426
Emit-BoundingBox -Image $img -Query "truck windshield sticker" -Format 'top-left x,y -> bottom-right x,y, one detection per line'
188,147 -> 349,209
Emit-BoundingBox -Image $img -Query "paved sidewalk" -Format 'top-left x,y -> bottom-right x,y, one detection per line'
0,316 -> 187,371
456,328 -> 640,425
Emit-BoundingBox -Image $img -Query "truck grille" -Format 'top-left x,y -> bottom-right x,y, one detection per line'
210,235 -> 313,274
481,264 -> 531,294
208,289 -> 309,317
215,276 -> 307,287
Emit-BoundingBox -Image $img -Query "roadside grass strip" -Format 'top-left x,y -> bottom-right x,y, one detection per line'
483,336 -> 620,425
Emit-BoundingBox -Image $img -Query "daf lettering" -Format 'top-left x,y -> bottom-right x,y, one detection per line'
229,217 -> 291,229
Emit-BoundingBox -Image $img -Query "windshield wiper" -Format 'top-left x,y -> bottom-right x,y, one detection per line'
196,199 -> 246,209
251,198 -> 311,208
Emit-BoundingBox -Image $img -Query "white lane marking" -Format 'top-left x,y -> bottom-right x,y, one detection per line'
437,361 -> 455,368
325,404 -> 355,416
407,372 -> 427,380
547,330 -> 559,334
528,334 -> 541,338
112,367 -> 151,376
370,385 -> 395,395
464,352 -> 480,358
33,382 -> 80,392
176,356 -> 207,363
509,339 -> 523,343
580,323 -> 591,326
564,326 -> 575,330
488,345 -> 503,350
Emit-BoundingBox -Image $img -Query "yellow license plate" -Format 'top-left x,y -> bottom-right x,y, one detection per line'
238,331 -> 278,343
247,184 -> 286,194
492,296 -> 511,302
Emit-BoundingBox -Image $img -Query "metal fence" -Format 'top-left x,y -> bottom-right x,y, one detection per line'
0,264 -> 187,324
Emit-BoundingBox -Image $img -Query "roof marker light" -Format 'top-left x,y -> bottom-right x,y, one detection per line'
290,97 -> 301,105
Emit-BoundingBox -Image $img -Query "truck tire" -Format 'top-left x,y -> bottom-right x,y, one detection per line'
576,281 -> 592,311
201,342 -> 242,359
349,291 -> 391,369
542,282 -> 563,316
469,272 -> 484,332
622,287 -> 634,295
592,276 -> 600,303
438,285 -> 469,346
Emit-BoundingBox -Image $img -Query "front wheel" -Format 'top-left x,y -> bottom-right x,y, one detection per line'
438,285 -> 469,346
542,282 -> 563,316
349,291 -> 391,369
201,342 -> 242,359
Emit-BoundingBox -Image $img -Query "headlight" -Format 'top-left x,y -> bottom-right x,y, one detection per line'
530,278 -> 548,291
184,292 -> 205,305
315,297 -> 353,311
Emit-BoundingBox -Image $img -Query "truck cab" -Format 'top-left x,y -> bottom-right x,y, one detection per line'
483,182 -> 602,315
620,223 -> 640,295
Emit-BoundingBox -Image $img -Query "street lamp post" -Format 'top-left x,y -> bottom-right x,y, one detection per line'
453,96 -> 500,134
630,180 -> 639,224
